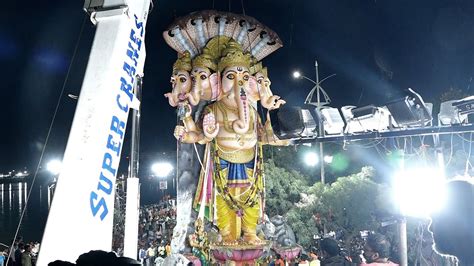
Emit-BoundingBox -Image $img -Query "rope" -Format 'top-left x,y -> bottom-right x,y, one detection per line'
193,143 -> 204,169
465,132 -> 473,175
241,0 -> 253,52
6,13 -> 88,265
175,113 -> 180,198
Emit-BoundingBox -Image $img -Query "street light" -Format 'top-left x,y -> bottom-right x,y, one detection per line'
393,167 -> 446,218
304,152 -> 319,167
323,155 -> 333,164
46,160 -> 62,175
151,162 -> 173,178
292,71 -> 301,79
46,159 -> 61,208
292,61 -> 335,184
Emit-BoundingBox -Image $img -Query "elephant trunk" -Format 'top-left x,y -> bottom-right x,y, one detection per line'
232,86 -> 250,134
187,84 -> 200,106
165,92 -> 178,107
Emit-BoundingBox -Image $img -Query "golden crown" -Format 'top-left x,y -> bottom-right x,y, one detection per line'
249,62 -> 262,75
173,51 -> 192,72
192,53 -> 217,71
204,36 -> 231,59
218,40 -> 251,72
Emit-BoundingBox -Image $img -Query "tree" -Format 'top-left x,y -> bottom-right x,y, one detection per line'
264,160 -> 307,217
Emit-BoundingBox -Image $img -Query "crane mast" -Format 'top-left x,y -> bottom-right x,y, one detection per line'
37,0 -> 151,264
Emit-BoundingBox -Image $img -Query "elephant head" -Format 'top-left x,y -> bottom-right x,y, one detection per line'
218,41 -> 257,135
164,51 -> 192,107
188,53 -> 220,105
254,66 -> 286,110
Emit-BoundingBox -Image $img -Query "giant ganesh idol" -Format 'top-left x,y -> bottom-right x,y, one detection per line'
163,10 -> 288,264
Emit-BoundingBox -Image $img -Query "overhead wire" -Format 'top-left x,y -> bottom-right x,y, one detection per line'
445,133 -> 454,167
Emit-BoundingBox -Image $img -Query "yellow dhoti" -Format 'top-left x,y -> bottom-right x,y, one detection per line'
216,185 -> 260,241
194,143 -> 264,243
214,146 -> 263,242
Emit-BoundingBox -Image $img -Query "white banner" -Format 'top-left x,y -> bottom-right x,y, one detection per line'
159,180 -> 168,190
37,1 -> 150,264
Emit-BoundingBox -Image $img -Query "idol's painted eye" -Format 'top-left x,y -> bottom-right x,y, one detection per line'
257,79 -> 262,84
170,77 -> 176,84
226,73 -> 235,80
191,76 -> 196,82
179,77 -> 187,83
243,75 -> 249,81
200,74 -> 207,80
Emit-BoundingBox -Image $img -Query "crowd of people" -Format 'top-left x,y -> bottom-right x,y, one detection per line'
136,197 -> 176,265
254,233 -> 397,266
112,193 -> 177,262
1,237 -> 40,266
1,179 -> 471,266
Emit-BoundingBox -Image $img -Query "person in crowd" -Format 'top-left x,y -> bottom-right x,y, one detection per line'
0,250 -> 5,266
319,238 -> 352,266
14,242 -> 24,266
138,245 -> 146,264
48,250 -> 141,266
7,240 -> 17,266
360,233 -> 398,265
274,254 -> 285,266
165,242 -> 171,257
429,179 -> 474,266
145,243 -> 156,266
157,243 -> 165,258
308,251 -> 320,266
20,245 -> 31,266
298,253 -> 310,265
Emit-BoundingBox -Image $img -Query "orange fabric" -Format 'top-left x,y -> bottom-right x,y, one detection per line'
275,259 -> 285,266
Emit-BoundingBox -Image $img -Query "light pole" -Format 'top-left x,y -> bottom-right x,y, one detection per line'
293,61 -> 334,184
123,75 -> 142,259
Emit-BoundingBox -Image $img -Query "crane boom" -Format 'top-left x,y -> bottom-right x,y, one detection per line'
37,0 -> 151,264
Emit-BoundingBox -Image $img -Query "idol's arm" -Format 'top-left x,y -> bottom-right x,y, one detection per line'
260,114 -> 291,146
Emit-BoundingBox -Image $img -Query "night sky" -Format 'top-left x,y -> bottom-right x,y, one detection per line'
2,0 -> 474,174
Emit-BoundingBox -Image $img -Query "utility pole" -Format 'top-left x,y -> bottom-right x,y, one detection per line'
315,60 -> 326,184
123,75 -> 143,259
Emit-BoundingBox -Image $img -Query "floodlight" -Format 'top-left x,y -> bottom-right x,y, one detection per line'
304,152 -> 319,167
320,107 -> 345,135
47,160 -> 62,175
452,95 -> 474,116
293,71 -> 301,79
323,155 -> 333,164
393,167 -> 446,217
341,105 -> 393,134
269,105 -> 319,139
385,88 -> 432,127
438,100 -> 468,126
151,162 -> 173,178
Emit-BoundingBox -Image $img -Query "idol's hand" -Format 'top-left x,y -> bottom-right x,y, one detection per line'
267,95 -> 286,110
203,112 -> 219,139
174,125 -> 187,142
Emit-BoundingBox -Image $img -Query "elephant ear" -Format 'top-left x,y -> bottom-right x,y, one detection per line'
248,75 -> 261,102
206,72 -> 221,101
